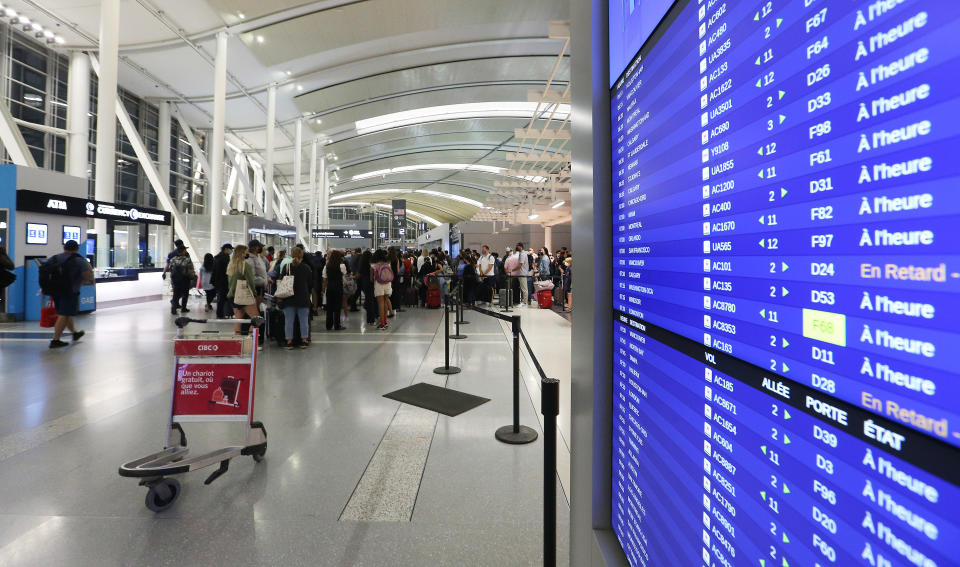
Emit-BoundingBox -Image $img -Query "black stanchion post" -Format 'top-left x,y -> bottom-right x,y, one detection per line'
495,315 -> 537,444
433,294 -> 461,375
542,378 -> 559,567
457,284 -> 470,325
451,287 -> 467,340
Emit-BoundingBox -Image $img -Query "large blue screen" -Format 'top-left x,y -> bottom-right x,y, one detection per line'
610,0 -> 960,565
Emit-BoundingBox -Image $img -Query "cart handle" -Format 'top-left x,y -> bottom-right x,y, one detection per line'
174,317 -> 265,328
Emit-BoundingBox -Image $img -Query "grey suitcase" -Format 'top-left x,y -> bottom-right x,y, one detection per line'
498,288 -> 512,307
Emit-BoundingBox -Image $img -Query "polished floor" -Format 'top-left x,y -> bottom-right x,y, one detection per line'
0,297 -> 570,566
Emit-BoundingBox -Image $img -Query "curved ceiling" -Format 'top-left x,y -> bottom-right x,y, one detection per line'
9,0 -> 571,226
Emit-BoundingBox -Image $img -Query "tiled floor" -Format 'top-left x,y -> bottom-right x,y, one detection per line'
0,298 -> 569,566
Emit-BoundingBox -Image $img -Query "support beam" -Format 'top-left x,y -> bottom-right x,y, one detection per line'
515,128 -> 570,140
264,83 -> 277,220
309,137 -> 317,245
319,154 -> 328,250
505,151 -> 570,163
293,118 -> 303,241
209,31 -> 228,251
0,95 -> 38,168
157,101 -> 171,203
90,55 -> 199,262
544,225 -> 553,251
93,0 -> 119,264
170,105 -> 212,174
227,149 -> 263,216
66,51 -> 90,178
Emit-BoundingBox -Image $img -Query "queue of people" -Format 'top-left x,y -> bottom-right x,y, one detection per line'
38,237 -> 571,352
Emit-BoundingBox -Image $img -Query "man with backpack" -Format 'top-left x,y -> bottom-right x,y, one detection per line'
167,243 -> 196,315
41,240 -> 93,349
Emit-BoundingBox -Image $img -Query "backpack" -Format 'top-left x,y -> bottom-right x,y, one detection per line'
169,256 -> 190,283
39,254 -> 75,297
375,263 -> 394,284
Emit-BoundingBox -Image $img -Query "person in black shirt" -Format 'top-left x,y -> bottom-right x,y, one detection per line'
279,247 -> 314,349
48,240 -> 93,349
211,243 -> 233,318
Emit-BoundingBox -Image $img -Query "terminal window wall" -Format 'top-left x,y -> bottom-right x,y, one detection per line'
4,28 -> 68,171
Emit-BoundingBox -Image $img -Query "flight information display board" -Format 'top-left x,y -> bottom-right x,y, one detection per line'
609,1 -> 960,566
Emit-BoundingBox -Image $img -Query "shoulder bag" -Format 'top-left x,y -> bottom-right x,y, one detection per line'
275,264 -> 296,299
233,268 -> 257,305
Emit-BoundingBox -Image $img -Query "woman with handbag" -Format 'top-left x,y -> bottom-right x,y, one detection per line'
227,244 -> 260,337
276,246 -> 314,349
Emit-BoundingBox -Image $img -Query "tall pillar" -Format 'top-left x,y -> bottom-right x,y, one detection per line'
309,137 -> 318,245
209,31 -> 228,251
293,118 -> 303,242
544,225 -> 553,252
319,155 -> 328,250
94,0 -> 119,265
264,84 -> 276,219
157,102 -> 171,204
66,51 -> 90,179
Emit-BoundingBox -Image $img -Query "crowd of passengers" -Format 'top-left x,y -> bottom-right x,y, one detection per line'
122,239 -> 572,350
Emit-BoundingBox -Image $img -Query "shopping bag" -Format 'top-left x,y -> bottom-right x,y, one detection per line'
275,266 -> 295,299
40,299 -> 58,328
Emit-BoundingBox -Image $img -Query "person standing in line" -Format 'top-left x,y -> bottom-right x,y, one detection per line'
212,243 -> 233,318
226,244 -> 260,338
246,240 -> 269,346
563,256 -> 572,312
510,242 -> 531,306
371,249 -> 394,329
322,249 -> 346,331
279,246 -> 314,350
347,247 -> 362,312
167,243 -> 196,315
478,245 -> 495,305
45,240 -> 93,349
537,247 -> 551,280
198,253 -> 216,312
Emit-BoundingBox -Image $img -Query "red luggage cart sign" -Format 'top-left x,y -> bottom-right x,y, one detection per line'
174,339 -> 243,357
172,363 -> 252,422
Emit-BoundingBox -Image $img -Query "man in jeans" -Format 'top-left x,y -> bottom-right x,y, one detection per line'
510,242 -> 531,306
477,245 -> 496,305
47,240 -> 93,349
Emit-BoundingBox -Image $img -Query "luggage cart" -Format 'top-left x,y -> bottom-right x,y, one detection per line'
118,317 -> 268,512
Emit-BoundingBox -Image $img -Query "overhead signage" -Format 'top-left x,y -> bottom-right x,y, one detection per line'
417,222 -> 428,232
16,190 -> 172,226
392,199 -> 406,230
310,229 -> 373,239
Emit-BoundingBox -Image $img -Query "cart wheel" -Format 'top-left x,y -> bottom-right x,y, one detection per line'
252,445 -> 267,463
145,478 -> 181,512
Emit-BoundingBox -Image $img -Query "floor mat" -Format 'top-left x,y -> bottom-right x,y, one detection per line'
383,382 -> 490,417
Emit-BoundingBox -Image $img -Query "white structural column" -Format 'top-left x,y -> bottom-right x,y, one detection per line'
157,102 -> 171,202
309,137 -> 317,244
293,118 -> 303,242
264,84 -> 277,220
66,51 -> 90,178
318,155 -> 328,250
544,225 -> 553,251
94,0 -> 120,263
209,31 -> 228,250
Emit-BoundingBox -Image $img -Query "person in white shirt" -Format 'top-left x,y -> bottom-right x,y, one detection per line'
477,245 -> 496,304
510,242 -> 531,305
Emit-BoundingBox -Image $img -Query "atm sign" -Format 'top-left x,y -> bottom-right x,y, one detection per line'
174,340 -> 243,356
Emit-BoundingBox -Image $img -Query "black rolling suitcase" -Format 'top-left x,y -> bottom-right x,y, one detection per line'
510,277 -> 522,305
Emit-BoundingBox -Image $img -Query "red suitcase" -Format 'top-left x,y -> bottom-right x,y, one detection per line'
538,291 -> 553,309
427,288 -> 442,309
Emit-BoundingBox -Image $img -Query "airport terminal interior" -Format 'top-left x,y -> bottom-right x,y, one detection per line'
1,0 -> 958,566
